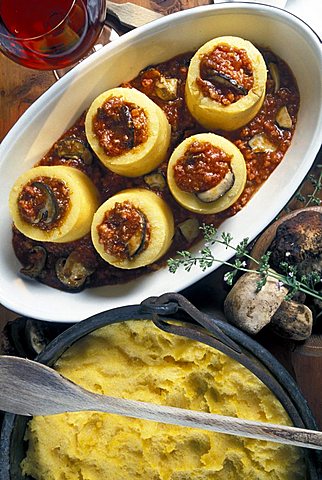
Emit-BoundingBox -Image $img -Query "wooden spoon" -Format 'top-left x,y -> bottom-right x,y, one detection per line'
0,355 -> 322,450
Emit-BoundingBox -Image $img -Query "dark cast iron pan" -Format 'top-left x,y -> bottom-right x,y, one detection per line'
0,293 -> 321,479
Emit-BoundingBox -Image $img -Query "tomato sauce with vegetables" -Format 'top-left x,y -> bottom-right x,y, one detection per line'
93,96 -> 148,157
173,141 -> 231,193
97,201 -> 149,260
197,45 -> 254,105
17,177 -> 70,231
12,47 -> 300,291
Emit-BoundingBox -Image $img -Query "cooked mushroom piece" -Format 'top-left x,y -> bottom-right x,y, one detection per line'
249,134 -> 277,153
155,76 -> 178,101
55,251 -> 95,290
126,211 -> 147,259
268,62 -> 280,93
55,138 -> 93,165
203,70 -> 248,95
20,246 -> 47,278
275,106 -> 292,129
29,182 -> 58,225
196,170 -> 235,203
178,218 -> 200,243
144,172 -> 166,190
119,105 -> 135,149
26,319 -> 51,354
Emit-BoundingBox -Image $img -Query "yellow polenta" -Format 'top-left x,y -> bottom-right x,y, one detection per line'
21,321 -> 305,480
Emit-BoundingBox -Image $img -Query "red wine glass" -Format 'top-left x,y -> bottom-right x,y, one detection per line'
0,0 -> 107,71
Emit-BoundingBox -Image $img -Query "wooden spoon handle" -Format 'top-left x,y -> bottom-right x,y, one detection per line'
0,356 -> 321,450
91,394 -> 322,451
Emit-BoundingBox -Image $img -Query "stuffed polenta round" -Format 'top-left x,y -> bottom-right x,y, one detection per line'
185,36 -> 267,131
85,87 -> 171,177
91,188 -> 174,269
9,165 -> 99,243
167,133 -> 247,214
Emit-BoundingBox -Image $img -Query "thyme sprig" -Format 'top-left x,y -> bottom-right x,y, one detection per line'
292,164 -> 322,208
167,224 -> 322,302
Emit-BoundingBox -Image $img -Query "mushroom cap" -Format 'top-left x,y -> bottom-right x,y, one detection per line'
269,210 -> 322,276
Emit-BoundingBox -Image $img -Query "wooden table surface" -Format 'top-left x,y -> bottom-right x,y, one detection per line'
1,0 -> 322,432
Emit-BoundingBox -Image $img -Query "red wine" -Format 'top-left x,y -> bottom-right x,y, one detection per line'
0,0 -> 106,70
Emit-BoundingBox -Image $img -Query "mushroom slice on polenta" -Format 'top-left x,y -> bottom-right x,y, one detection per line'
85,87 -> 171,177
167,133 -> 246,214
9,165 -> 99,243
185,36 -> 267,131
91,188 -> 174,269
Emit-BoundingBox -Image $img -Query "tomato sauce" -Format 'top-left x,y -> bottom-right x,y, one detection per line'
197,45 -> 254,105
93,96 -> 148,157
173,141 -> 232,193
17,177 -> 70,231
12,48 -> 300,291
96,201 -> 149,260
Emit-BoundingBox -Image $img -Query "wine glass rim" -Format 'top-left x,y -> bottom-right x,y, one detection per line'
0,0 -> 83,41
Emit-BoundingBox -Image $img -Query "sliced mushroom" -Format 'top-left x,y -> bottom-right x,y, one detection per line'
55,251 -> 95,290
224,271 -> 288,335
30,182 -> 58,225
270,300 -> 313,341
26,320 -> 50,354
204,70 -> 248,96
249,134 -> 277,153
20,246 -> 47,278
268,62 -> 280,93
144,172 -> 166,190
119,105 -> 135,149
196,170 -> 235,203
178,218 -> 200,243
155,76 -> 178,101
126,211 -> 147,259
55,137 -> 93,165
275,106 -> 292,129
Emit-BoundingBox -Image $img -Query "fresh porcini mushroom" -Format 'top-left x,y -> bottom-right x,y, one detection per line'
196,170 -> 235,203
20,246 -> 47,278
55,251 -> 95,290
224,271 -> 288,335
155,76 -> 178,101
55,138 -> 93,165
275,106 -> 292,130
270,300 -> 313,341
177,218 -> 200,243
28,182 -> 59,226
268,62 -> 280,93
268,209 -> 322,277
143,172 -> 166,190
248,133 -> 277,153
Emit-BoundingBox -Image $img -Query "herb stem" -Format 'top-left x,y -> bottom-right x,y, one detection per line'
167,224 -> 322,303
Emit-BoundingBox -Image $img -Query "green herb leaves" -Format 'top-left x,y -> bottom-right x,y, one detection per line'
167,224 -> 322,303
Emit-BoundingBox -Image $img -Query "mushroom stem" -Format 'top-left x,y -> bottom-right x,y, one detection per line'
270,300 -> 313,341
224,271 -> 288,335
